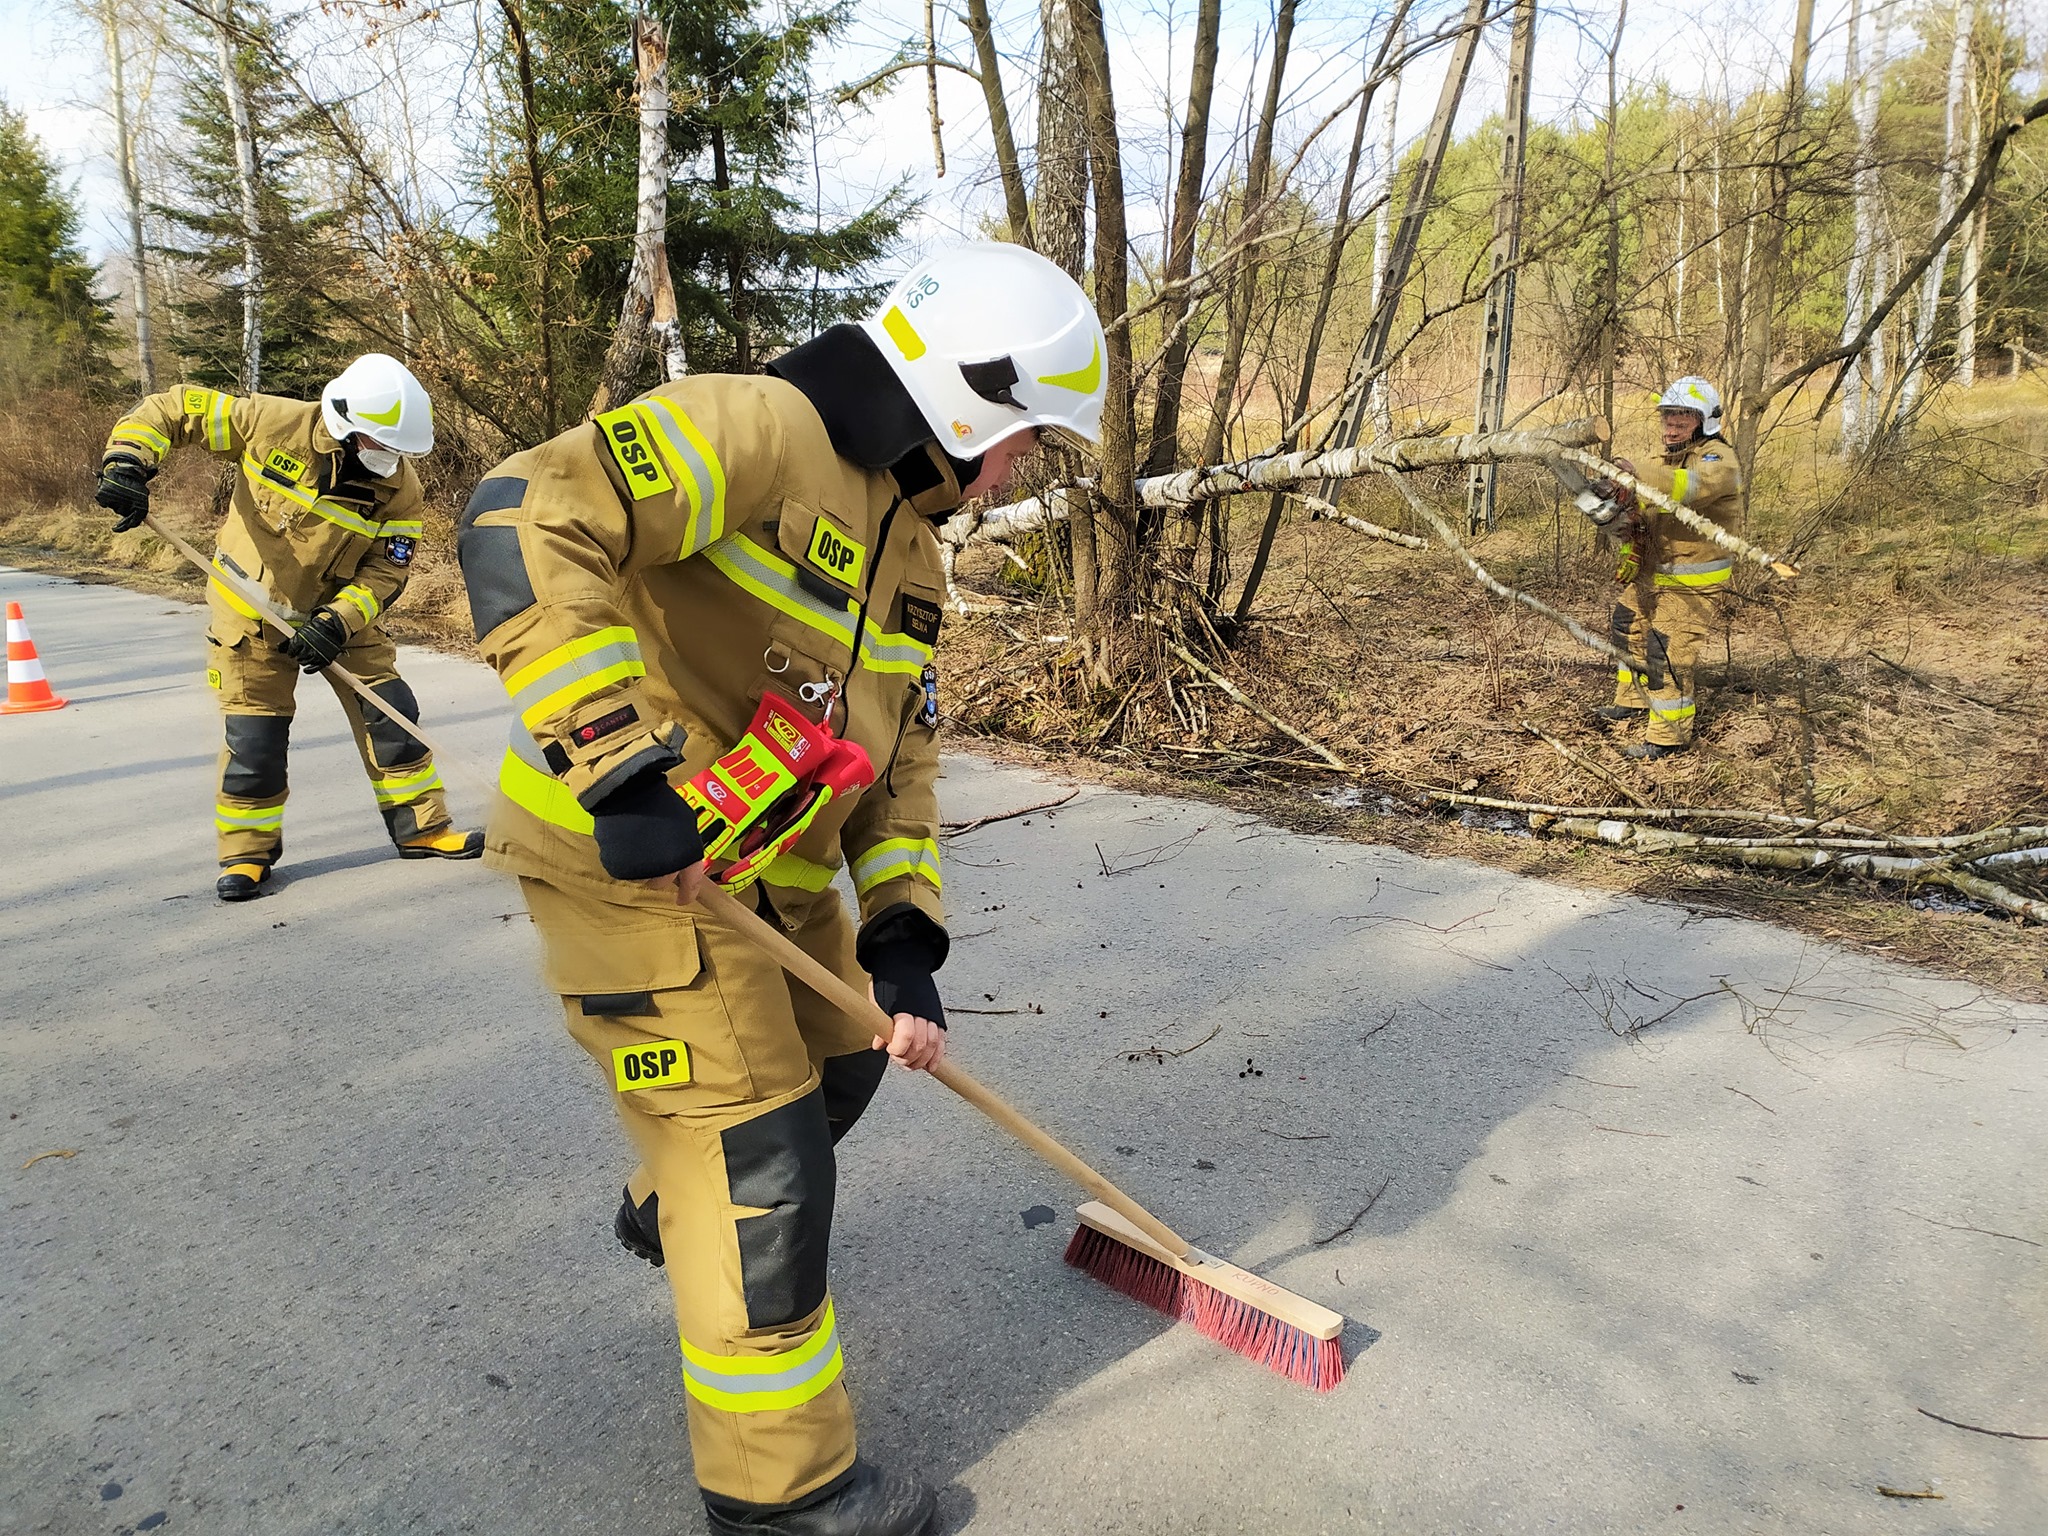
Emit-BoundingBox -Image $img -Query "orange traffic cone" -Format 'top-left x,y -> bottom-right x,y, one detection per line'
3,601 -> 68,714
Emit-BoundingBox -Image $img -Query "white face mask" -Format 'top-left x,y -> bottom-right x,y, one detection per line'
356,446 -> 402,478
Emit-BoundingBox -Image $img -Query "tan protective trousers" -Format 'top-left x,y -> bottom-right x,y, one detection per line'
1609,580 -> 1720,748
205,594 -> 453,867
520,875 -> 889,1508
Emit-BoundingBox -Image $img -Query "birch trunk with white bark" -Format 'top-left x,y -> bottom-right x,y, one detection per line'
213,0 -> 263,393
594,10 -> 684,414
1839,0 -> 1891,451
99,0 -> 155,390
1897,0 -> 1976,421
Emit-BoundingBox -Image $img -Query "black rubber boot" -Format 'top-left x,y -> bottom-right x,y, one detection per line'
614,1185 -> 663,1267
1620,740 -> 1688,761
216,862 -> 273,902
1595,704 -> 1647,722
703,1461 -> 937,1536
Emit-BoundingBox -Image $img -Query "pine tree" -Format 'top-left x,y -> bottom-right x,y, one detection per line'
152,6 -> 365,398
0,101 -> 113,393
479,0 -> 911,424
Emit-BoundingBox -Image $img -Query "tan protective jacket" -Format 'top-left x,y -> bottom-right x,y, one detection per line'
105,386 -> 425,637
1629,435 -> 1744,591
463,375 -> 952,935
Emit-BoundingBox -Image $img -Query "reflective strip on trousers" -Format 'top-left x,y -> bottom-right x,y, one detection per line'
499,725 -> 595,833
678,1299 -> 846,1414
371,762 -> 443,805
216,802 -> 284,831
704,534 -> 934,678
1647,696 -> 1696,722
503,626 -> 647,731
240,453 -> 381,537
335,584 -> 381,625
1653,558 -> 1732,589
111,421 -> 170,456
637,396 -> 729,556
849,837 -> 941,896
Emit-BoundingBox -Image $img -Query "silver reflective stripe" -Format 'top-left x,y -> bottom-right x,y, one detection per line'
638,397 -> 725,551
1655,558 -> 1733,576
509,635 -> 645,723
863,629 -> 931,673
706,534 -> 857,645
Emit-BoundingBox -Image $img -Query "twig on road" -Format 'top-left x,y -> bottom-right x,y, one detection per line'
941,790 -> 1079,837
1312,1174 -> 1393,1245
1896,1208 -> 2041,1247
1917,1407 -> 2048,1441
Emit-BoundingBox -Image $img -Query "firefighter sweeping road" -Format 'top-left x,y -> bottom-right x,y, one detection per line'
4,565 -> 2046,1536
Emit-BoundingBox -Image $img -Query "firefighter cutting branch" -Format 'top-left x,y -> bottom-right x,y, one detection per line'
457,244 -> 1106,1536
1580,376 -> 1744,760
94,354 -> 484,900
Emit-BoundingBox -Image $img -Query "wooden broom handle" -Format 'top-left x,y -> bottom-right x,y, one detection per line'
145,515 -> 490,797
695,881 -> 1192,1259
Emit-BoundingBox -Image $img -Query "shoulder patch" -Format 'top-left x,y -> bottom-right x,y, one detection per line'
1700,452 -> 1722,462
183,387 -> 212,416
804,518 -> 867,587
594,404 -> 675,500
384,535 -> 415,567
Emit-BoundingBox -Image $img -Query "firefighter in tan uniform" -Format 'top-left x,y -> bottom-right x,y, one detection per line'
458,244 -> 1106,1536
95,354 -> 482,899
1597,376 -> 1744,759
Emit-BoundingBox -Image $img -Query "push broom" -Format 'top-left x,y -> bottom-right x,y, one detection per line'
149,514 -> 1346,1387
695,880 -> 1348,1391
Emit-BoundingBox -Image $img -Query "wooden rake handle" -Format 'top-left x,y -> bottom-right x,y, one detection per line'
694,881 -> 1193,1259
145,515 -> 490,797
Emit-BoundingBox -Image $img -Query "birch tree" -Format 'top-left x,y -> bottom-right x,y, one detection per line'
1839,0 -> 1893,452
212,0 -> 264,391
1897,0 -> 1977,420
90,0 -> 158,390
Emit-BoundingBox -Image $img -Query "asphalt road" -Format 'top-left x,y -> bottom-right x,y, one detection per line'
4,566 -> 2044,1536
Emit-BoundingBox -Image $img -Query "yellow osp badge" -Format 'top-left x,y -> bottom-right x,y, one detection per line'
183,387 -> 212,416
263,448 -> 307,483
805,518 -> 866,588
612,1039 -> 691,1092
595,405 -> 675,501
206,667 -> 222,690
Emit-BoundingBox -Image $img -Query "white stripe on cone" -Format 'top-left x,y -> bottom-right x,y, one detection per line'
11,656 -> 47,682
5,619 -> 28,642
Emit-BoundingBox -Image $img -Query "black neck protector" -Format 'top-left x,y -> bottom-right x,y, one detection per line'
767,324 -> 982,514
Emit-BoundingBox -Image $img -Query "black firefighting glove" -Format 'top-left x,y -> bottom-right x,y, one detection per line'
590,766 -> 705,882
95,457 -> 154,532
279,608 -> 350,673
857,904 -> 948,1030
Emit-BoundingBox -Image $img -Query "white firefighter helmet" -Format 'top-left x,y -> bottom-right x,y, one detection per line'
321,353 -> 435,456
1657,375 -> 1722,436
861,243 -> 1107,454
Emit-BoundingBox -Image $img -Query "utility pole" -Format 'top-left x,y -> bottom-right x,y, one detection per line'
1318,0 -> 1488,510
1465,0 -> 1536,532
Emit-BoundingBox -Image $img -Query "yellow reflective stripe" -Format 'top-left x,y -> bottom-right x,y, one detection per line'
639,396 -> 728,556
703,535 -> 933,677
1653,566 -> 1732,589
763,852 -> 838,892
371,763 -> 443,804
499,746 -> 595,833
1670,467 -> 1689,505
336,584 -> 381,624
209,392 -> 233,451
210,571 -> 263,621
240,453 -> 381,536
678,1299 -> 845,1414
379,519 -> 424,538
111,421 -> 171,455
215,802 -> 284,830
504,626 -> 646,730
850,837 -> 941,895
1647,697 -> 1695,721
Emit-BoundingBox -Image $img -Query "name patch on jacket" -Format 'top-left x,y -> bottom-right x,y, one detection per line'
573,703 -> 639,748
595,406 -> 675,500
612,1039 -> 691,1091
805,519 -> 867,587
262,448 -> 307,485
900,594 -> 942,646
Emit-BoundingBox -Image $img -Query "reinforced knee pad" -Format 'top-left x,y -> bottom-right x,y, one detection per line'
222,714 -> 291,798
1609,603 -> 1636,645
721,1089 -> 835,1328
364,678 -> 424,767
1645,628 -> 1672,691
819,1049 -> 888,1146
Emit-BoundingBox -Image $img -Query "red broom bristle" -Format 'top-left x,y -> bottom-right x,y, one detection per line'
1063,1225 -> 1345,1392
